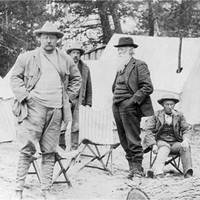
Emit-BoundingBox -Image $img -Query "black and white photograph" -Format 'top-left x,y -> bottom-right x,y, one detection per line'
0,0 -> 200,199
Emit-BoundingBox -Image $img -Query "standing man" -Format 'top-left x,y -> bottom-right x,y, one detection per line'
60,42 -> 92,150
112,37 -> 154,179
10,21 -> 81,200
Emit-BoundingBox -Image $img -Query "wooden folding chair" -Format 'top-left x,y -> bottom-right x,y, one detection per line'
28,157 -> 41,183
149,147 -> 183,174
52,153 -> 72,186
28,153 -> 72,187
77,106 -> 120,175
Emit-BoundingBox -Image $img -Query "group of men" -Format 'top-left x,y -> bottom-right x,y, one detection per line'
10,21 -> 193,200
112,37 -> 193,180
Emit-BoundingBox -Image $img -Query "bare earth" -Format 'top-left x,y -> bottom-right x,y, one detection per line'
1,131 -> 200,200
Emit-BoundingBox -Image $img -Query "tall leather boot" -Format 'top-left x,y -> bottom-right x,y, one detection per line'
41,153 -> 55,196
11,153 -> 33,200
16,152 -> 33,191
127,161 -> 144,179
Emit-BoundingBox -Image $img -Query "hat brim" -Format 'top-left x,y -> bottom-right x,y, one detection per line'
114,44 -> 138,48
34,30 -> 64,39
67,48 -> 85,55
158,98 -> 179,105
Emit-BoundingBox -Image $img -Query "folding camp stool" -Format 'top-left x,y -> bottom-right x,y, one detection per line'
77,106 -> 120,175
149,148 -> 183,174
77,139 -> 120,175
28,156 -> 41,183
28,153 -> 72,186
52,152 -> 72,186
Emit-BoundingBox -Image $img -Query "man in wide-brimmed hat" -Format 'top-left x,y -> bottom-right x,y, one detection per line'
112,36 -> 154,179
10,21 -> 82,199
145,94 -> 193,178
59,41 -> 92,150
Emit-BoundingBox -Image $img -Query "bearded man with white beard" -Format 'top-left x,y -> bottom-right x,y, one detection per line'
112,37 -> 154,179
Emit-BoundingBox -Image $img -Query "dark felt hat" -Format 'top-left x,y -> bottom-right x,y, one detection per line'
114,37 -> 138,48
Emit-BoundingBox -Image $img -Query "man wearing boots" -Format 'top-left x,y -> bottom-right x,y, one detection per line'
10,21 -> 81,199
60,41 -> 92,150
112,37 -> 154,179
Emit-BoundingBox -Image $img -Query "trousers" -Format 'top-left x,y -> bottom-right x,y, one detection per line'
59,99 -> 80,150
15,98 -> 62,191
153,140 -> 193,175
112,102 -> 143,164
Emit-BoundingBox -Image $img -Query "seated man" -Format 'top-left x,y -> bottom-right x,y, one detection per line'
144,94 -> 193,178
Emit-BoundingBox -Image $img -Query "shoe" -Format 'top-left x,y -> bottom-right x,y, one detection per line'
146,169 -> 154,178
184,169 -> 193,178
127,168 -> 144,179
10,190 -> 22,200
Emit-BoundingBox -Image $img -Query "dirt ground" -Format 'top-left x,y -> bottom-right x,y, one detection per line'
1,130 -> 200,200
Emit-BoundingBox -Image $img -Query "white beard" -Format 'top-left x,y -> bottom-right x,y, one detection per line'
116,54 -> 132,72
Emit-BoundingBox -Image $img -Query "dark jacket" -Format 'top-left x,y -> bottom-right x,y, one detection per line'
142,109 -> 192,152
78,60 -> 92,106
10,47 -> 82,123
112,57 -> 154,117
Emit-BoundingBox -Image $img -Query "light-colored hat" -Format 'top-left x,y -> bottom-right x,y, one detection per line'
34,21 -> 64,39
66,41 -> 85,55
157,94 -> 179,105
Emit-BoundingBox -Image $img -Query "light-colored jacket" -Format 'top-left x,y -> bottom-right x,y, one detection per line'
10,48 -> 82,124
142,109 -> 192,153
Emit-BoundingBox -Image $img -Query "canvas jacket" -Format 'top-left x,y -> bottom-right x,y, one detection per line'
78,60 -> 92,106
10,47 -> 82,123
112,57 -> 154,117
142,109 -> 192,152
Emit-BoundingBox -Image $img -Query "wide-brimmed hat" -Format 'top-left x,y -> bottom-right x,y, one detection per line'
34,21 -> 64,39
158,94 -> 179,105
114,37 -> 138,48
66,41 -> 85,55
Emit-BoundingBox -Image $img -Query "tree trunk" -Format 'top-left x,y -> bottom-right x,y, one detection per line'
96,0 -> 112,44
109,1 -> 122,33
148,0 -> 154,36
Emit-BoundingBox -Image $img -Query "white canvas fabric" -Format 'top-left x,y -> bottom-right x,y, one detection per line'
0,69 -> 16,142
85,34 -> 200,124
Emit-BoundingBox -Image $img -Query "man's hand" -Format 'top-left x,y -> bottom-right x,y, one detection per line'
152,144 -> 158,154
181,139 -> 190,151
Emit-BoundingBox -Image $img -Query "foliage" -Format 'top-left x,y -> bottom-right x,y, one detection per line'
0,0 -> 52,77
138,0 -> 200,37
1,0 -> 200,77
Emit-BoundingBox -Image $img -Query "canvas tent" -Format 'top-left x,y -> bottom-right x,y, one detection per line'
0,69 -> 16,143
85,34 -> 200,124
1,33 -> 200,143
